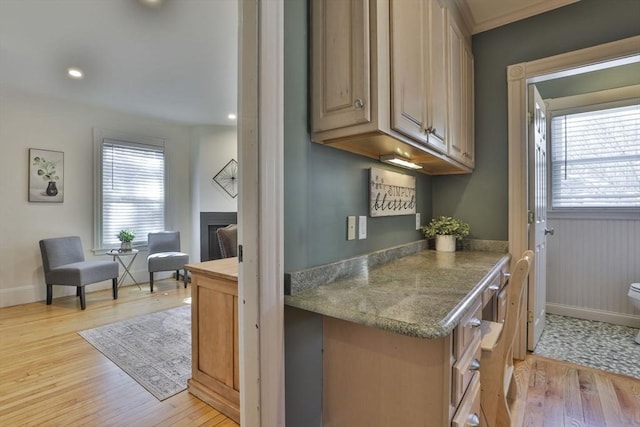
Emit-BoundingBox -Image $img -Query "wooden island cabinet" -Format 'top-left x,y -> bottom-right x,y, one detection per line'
185,257 -> 239,424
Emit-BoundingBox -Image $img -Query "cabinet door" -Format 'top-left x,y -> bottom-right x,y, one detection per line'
426,0 -> 448,153
311,0 -> 370,132
447,14 -> 465,164
390,0 -> 428,144
462,42 -> 475,167
198,286 -> 235,388
447,13 -> 474,167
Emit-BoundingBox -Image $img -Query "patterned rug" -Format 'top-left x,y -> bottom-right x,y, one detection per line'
79,305 -> 191,400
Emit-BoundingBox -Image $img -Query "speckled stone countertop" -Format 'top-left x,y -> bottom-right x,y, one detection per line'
285,242 -> 510,339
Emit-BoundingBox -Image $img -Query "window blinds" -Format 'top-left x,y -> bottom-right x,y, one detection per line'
550,103 -> 640,208
101,138 -> 165,247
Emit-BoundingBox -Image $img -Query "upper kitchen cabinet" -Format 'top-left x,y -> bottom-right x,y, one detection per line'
447,13 -> 475,168
310,0 -> 474,175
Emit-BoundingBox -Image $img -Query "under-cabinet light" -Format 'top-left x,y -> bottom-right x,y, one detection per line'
379,153 -> 422,170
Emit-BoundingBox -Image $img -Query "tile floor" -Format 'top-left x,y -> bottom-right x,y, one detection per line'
533,313 -> 640,379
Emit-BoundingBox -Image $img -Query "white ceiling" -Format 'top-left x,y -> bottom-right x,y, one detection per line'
0,0 -> 575,126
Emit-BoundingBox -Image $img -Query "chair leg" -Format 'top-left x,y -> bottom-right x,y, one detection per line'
46,284 -> 53,305
183,268 -> 188,288
149,272 -> 154,293
176,270 -> 180,281
112,278 -> 118,300
76,287 -> 81,297
79,287 -> 86,310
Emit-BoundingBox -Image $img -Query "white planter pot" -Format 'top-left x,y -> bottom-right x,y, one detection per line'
435,235 -> 456,252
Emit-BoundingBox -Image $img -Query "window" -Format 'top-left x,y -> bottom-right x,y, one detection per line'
550,102 -> 640,209
94,129 -> 165,250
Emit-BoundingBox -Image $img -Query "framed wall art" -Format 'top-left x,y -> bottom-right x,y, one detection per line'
29,148 -> 64,202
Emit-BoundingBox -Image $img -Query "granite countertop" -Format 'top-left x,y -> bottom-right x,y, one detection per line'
285,244 -> 510,339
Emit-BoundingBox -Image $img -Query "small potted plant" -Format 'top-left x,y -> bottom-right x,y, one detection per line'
117,229 -> 135,251
421,216 -> 470,252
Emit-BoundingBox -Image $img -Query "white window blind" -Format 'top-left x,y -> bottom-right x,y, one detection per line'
550,103 -> 640,208
100,138 -> 165,248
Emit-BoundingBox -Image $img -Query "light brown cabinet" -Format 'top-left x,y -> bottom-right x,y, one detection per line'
447,13 -> 475,168
321,259 -> 507,426
186,258 -> 239,424
311,0 -> 474,175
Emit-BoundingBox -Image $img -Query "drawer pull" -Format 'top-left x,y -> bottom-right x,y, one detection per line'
469,358 -> 480,371
467,413 -> 480,426
469,317 -> 481,328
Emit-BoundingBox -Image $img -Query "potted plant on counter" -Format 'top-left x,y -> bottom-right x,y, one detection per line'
117,229 -> 135,252
421,216 -> 470,252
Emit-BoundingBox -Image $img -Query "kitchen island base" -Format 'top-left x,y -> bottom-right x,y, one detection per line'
323,316 -> 457,426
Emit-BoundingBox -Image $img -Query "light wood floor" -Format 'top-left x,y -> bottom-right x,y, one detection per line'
2,283 -> 639,426
0,280 -> 239,427
512,354 -> 640,427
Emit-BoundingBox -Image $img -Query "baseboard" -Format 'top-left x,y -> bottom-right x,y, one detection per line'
546,303 -> 640,328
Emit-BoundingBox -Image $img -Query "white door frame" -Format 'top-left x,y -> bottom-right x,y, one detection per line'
507,35 -> 640,360
238,1 -> 285,425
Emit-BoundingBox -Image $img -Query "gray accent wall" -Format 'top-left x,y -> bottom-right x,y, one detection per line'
432,0 -> 640,241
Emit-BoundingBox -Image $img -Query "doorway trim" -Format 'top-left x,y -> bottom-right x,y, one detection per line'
507,35 -> 640,359
238,0 -> 285,425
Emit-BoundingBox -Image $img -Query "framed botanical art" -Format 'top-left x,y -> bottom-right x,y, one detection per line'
29,148 -> 64,202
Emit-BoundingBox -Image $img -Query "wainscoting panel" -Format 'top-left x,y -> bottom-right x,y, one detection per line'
546,217 -> 640,327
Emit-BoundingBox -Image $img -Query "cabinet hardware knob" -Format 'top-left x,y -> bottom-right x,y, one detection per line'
488,284 -> 500,291
469,358 -> 481,371
467,413 -> 480,426
469,317 -> 481,328
545,227 -> 555,236
354,98 -> 364,108
503,272 -> 511,280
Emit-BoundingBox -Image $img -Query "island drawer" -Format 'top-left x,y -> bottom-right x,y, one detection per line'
451,372 -> 481,427
452,331 -> 481,406
454,299 -> 482,360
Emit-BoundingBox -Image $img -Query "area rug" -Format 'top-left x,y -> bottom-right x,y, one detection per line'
79,305 -> 191,400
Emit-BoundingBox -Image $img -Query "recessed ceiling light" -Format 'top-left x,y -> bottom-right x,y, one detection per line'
228,114 -> 237,120
67,68 -> 84,79
139,0 -> 164,8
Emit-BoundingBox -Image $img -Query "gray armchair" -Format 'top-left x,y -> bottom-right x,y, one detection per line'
39,236 -> 119,310
147,231 -> 189,292
217,224 -> 237,258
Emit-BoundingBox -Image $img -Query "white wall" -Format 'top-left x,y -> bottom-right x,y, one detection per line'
0,88 -> 193,308
196,126 -> 238,212
188,126 -> 238,263
546,216 -> 640,327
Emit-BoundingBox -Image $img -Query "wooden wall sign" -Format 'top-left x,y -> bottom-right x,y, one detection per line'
369,167 -> 416,217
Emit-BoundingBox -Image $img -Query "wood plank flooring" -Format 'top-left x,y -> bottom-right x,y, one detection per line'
2,282 -> 639,426
512,354 -> 640,427
0,280 -> 239,427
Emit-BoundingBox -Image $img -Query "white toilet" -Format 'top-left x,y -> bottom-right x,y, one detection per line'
628,283 -> 640,344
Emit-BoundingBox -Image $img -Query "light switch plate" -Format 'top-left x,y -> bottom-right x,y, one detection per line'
416,213 -> 421,230
358,216 -> 367,239
347,216 -> 356,240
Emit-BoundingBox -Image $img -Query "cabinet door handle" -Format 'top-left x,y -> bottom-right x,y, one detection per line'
469,317 -> 481,328
469,358 -> 481,371
467,413 -> 480,426
354,98 -> 365,109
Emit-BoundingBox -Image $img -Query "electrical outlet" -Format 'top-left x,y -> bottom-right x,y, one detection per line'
416,213 -> 421,230
358,216 -> 367,239
347,216 -> 356,240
